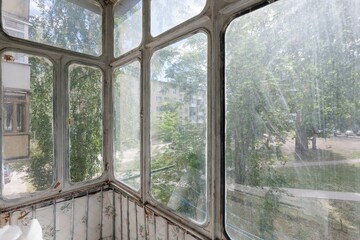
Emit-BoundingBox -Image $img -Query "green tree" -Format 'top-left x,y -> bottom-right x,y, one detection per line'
151,33 -> 207,220
158,111 -> 180,142
27,0 -> 104,186
112,62 -> 141,189
225,0 -> 360,237
30,0 -> 101,55
69,65 -> 103,182
27,57 -> 54,190
226,11 -> 290,186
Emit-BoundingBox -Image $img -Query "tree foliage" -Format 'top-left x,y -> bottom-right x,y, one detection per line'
30,0 -> 101,55
27,0 -> 103,186
151,33 -> 207,220
69,65 -> 103,182
28,57 -> 54,191
225,0 -> 360,237
226,0 -> 360,183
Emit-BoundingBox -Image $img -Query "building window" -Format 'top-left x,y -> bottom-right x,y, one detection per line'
150,32 -> 208,222
4,102 -> 13,132
2,14 -> 27,40
69,64 -> 103,183
189,107 -> 196,116
16,103 -> 24,131
225,0 -> 360,239
2,52 -> 54,199
114,0 -> 142,57
113,61 -> 141,190
3,1 -> 360,239
3,94 -> 27,133
156,96 -> 162,102
2,0 -> 102,56
151,0 -> 206,36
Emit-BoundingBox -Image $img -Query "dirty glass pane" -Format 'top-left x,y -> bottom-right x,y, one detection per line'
1,0 -> 102,56
2,52 -> 54,199
114,0 -> 142,57
150,33 -> 208,222
16,103 -> 24,131
69,64 -> 103,182
113,61 -> 141,190
151,0 -> 206,36
4,103 -> 13,132
225,0 -> 360,239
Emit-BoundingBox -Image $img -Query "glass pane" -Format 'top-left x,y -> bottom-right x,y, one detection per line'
225,0 -> 360,239
150,33 -> 208,222
113,61 -> 141,190
69,64 -> 103,182
17,103 -> 24,131
2,52 -> 53,199
2,0 -> 102,56
4,103 -> 13,131
151,0 -> 206,36
114,0 -> 142,57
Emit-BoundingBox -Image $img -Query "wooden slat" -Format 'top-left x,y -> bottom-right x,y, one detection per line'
36,205 -> 55,239
102,190 -> 114,239
155,215 -> 168,240
88,192 -> 102,240
73,196 -> 87,240
168,223 -> 185,240
114,192 -> 121,239
121,195 -> 129,240
56,200 -> 72,240
136,204 -> 146,240
146,209 -> 156,240
128,199 -> 137,240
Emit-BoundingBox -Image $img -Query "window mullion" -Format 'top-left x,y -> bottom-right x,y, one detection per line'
57,57 -> 66,189
212,0 -> 227,239
103,1 -> 114,188
142,0 -> 151,204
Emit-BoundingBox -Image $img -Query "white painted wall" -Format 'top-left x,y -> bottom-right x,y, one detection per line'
2,61 -> 30,91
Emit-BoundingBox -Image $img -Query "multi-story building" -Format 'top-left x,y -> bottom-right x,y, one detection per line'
2,0 -> 30,161
151,79 -> 206,125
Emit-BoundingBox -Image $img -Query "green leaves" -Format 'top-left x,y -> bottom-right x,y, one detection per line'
28,56 -> 54,191
69,65 -> 103,182
29,0 -> 102,55
158,111 -> 180,143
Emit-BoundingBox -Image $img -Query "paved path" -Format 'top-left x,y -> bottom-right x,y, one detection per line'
229,184 -> 360,202
3,171 -> 28,197
273,158 -> 360,168
282,187 -> 360,201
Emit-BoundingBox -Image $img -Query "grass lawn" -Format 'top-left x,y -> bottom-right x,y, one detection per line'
277,163 -> 360,192
281,136 -> 360,162
227,190 -> 360,240
275,136 -> 360,192
226,136 -> 360,239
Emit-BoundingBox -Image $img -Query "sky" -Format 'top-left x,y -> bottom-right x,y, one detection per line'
29,0 -> 41,16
